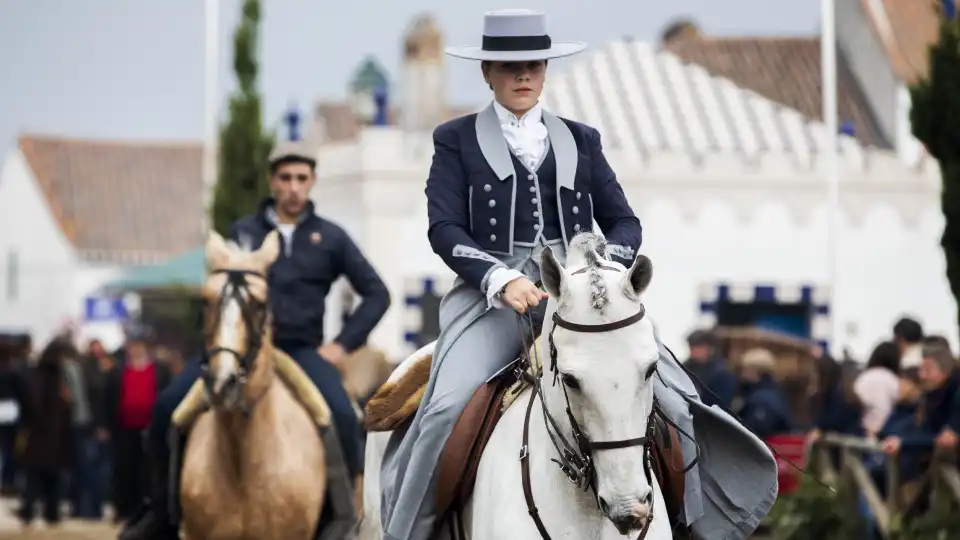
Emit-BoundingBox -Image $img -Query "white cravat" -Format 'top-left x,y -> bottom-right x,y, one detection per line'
493,101 -> 548,170
484,101 -> 549,309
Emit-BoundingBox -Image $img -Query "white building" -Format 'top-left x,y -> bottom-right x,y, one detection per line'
835,0 -> 941,166
0,136 -> 204,350
312,37 -> 951,363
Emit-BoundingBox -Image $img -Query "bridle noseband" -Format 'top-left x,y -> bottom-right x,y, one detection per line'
200,268 -> 269,404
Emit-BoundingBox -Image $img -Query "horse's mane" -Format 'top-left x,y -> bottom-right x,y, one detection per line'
226,239 -> 249,253
567,232 -> 609,312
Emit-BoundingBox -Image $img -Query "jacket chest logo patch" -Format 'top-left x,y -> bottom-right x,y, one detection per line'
310,232 -> 323,244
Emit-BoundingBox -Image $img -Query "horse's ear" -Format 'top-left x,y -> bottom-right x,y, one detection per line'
540,246 -> 564,298
255,230 -> 281,267
622,254 -> 652,299
205,232 -> 231,267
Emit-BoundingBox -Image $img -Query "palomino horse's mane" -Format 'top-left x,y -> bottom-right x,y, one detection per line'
566,232 -> 612,312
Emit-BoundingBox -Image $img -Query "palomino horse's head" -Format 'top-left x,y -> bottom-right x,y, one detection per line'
539,232 -> 659,534
201,230 -> 280,409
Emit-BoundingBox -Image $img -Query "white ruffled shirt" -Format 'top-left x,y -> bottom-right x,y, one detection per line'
485,101 -> 550,308
494,100 -> 548,170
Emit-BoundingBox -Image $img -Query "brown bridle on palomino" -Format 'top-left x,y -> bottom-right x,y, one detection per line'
200,268 -> 269,409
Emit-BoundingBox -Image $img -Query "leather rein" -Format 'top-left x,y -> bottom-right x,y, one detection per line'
517,263 -> 659,540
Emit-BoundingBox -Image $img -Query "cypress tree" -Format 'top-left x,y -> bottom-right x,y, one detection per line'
911,4 -> 960,338
210,0 -> 274,235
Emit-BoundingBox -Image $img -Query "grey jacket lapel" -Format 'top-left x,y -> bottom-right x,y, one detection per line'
542,110 -> 576,190
475,103 -> 513,181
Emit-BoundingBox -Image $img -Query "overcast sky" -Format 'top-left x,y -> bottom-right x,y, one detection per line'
0,0 -> 820,151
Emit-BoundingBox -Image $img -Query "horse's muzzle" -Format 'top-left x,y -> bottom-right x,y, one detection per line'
207,373 -> 242,406
602,495 -> 652,535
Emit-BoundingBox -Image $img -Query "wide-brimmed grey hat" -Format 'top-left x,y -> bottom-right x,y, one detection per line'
445,9 -> 586,62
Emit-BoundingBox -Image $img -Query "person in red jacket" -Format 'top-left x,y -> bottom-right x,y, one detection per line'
105,327 -> 170,523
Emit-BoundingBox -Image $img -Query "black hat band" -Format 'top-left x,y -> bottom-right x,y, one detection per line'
481,34 -> 552,52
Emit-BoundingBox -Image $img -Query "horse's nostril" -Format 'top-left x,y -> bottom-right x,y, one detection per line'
598,497 -> 610,515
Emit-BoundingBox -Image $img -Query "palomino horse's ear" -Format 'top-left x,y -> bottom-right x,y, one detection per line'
540,246 -> 564,298
254,230 -> 282,267
622,254 -> 653,300
205,231 -> 231,267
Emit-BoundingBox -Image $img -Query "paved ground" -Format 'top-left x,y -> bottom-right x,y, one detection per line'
0,498 -> 119,540
0,521 -> 119,540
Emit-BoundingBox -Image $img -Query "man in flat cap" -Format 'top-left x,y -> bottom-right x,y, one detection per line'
119,141 -> 391,540
684,329 -> 737,410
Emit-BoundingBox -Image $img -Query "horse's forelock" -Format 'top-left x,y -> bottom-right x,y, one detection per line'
565,233 -> 611,312
568,232 -> 608,266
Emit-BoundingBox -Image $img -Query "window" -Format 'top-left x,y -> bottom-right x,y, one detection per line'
715,299 -> 811,339
5,250 -> 18,301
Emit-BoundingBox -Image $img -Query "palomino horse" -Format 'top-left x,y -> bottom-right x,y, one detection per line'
175,231 -> 347,540
360,233 -> 673,539
338,346 -> 395,405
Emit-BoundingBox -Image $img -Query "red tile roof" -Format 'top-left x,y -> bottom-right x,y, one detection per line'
662,31 -> 890,148
18,135 -> 204,264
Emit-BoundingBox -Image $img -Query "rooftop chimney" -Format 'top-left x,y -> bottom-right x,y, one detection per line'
401,14 -> 446,132
660,18 -> 701,48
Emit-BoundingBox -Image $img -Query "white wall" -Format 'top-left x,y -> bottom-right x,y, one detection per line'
315,128 -> 952,364
0,150 -> 79,348
0,150 -> 133,351
637,196 -> 954,361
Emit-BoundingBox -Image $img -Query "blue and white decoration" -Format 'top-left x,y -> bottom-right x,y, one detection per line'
403,275 -> 455,350
83,294 -> 139,323
697,282 -> 831,351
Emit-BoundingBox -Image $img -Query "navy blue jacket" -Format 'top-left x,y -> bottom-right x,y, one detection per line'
815,384 -> 863,437
738,375 -> 794,440
685,356 -> 738,410
425,106 -> 643,293
227,199 -> 390,351
895,373 -> 960,449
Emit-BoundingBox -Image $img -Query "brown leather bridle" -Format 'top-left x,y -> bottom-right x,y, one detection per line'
200,268 -> 269,409
517,262 -> 659,540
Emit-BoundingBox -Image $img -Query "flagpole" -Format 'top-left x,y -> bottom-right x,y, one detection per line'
821,0 -> 842,356
202,0 -> 220,236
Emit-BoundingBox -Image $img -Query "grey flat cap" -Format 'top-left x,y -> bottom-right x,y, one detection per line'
446,9 -> 586,62
269,140 -> 316,167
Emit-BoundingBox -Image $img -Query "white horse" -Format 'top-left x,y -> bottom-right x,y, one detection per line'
361,234 -> 671,539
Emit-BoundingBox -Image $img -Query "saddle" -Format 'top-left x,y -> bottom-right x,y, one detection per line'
363,341 -> 689,530
171,347 -> 333,429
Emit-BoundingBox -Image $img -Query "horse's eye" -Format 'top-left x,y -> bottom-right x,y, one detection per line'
645,363 -> 658,381
561,373 -> 580,390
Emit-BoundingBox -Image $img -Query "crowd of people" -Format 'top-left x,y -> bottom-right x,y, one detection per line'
685,316 -> 960,506
0,328 -> 179,526
1,313 -> 956,529
683,328 -> 796,440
